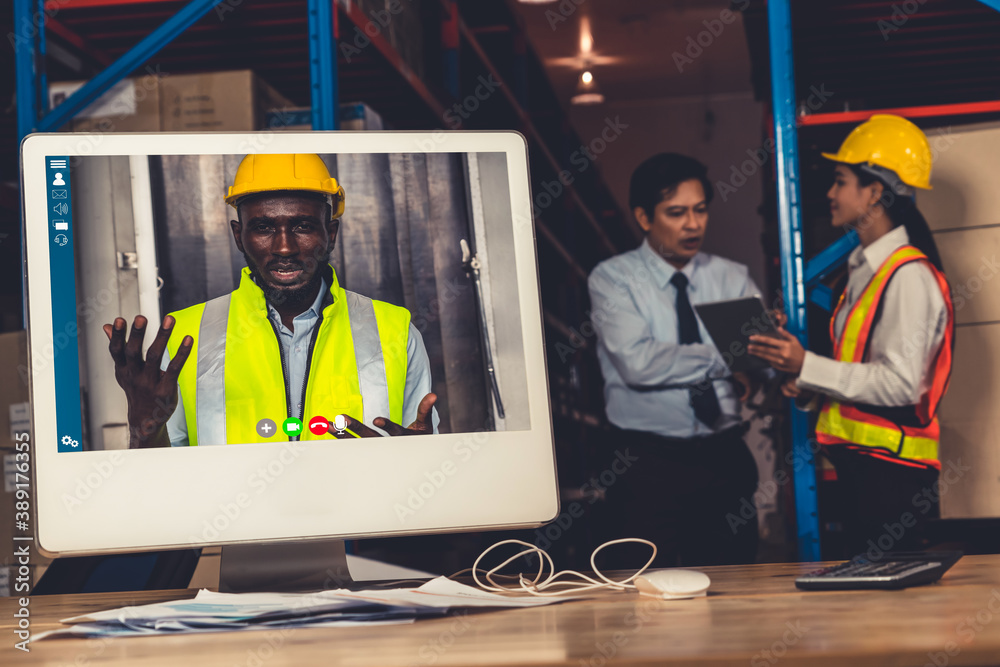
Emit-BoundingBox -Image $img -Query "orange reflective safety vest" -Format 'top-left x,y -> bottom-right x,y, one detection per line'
815,245 -> 954,470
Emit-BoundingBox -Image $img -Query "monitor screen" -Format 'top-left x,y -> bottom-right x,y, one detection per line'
22,132 -> 558,555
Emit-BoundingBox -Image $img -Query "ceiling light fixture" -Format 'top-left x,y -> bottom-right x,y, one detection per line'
571,69 -> 604,106
580,16 -> 594,54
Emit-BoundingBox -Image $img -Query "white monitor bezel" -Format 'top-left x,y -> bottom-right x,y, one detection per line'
21,131 -> 559,557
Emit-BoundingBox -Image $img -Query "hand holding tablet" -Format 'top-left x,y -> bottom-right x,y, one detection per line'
747,327 -> 807,375
693,297 -> 783,374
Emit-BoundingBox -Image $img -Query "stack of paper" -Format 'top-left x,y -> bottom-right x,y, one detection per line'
35,577 -> 568,640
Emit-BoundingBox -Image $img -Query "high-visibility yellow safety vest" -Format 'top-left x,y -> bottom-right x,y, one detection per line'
815,245 -> 954,469
166,265 -> 411,445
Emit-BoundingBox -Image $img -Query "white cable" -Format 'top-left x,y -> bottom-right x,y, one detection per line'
468,538 -> 657,597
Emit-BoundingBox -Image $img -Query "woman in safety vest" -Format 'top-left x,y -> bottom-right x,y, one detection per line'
748,114 -> 954,555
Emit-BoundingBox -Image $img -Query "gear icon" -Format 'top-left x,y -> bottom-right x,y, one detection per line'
61,435 -> 79,448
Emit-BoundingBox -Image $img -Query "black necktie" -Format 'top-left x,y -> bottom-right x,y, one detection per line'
670,272 -> 721,427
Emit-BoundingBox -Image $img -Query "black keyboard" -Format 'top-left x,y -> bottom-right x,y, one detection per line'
795,551 -> 963,590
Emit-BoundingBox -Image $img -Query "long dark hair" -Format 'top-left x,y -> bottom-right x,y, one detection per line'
849,164 -> 945,272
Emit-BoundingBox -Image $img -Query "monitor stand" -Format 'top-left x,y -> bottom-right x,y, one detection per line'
33,540 -> 433,594
218,539 -> 357,592
218,539 -> 438,592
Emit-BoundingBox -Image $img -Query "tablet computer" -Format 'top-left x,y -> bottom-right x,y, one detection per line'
694,297 -> 780,374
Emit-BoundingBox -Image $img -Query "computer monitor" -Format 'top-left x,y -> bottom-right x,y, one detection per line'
21,132 -> 558,572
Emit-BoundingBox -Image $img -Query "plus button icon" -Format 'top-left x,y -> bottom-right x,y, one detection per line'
256,418 -> 277,438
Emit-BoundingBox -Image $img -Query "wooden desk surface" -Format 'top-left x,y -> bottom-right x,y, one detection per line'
5,554 -> 1000,667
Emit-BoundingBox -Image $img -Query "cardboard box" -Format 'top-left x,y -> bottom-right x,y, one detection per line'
1,445 -> 52,588
264,107 -> 311,131
341,102 -> 384,131
0,331 -> 29,451
160,70 -> 293,132
0,563 -> 47,596
1,447 -> 25,569
388,0 -> 424,79
0,331 -> 52,586
265,103 -> 385,131
49,76 -> 161,133
351,0 -> 424,78
50,69 -> 293,132
0,331 -> 42,583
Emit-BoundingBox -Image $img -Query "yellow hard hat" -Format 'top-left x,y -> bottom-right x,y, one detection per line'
821,114 -> 932,190
226,153 -> 346,218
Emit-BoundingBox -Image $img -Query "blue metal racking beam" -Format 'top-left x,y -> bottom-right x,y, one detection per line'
35,0 -> 49,120
33,0 -> 221,135
804,231 -> 858,287
768,0 -> 820,561
803,232 -> 858,312
13,0 -> 39,140
15,0 -> 344,323
309,0 -> 339,130
19,0 -> 344,137
773,0 -> 1000,560
808,284 -> 834,311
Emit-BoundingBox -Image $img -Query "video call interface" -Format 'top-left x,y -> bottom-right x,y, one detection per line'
40,152 -> 529,453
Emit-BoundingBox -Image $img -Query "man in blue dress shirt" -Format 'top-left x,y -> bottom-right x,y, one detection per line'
588,153 -> 763,567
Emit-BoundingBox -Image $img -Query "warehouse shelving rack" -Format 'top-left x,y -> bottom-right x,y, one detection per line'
764,0 -> 1000,560
11,0 -> 636,355
14,0 -> 641,576
10,0 -> 642,572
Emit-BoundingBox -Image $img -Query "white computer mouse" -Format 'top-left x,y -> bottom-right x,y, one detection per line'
634,569 -> 711,600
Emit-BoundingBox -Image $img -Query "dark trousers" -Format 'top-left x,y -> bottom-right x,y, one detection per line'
598,425 -> 759,569
824,446 -> 940,557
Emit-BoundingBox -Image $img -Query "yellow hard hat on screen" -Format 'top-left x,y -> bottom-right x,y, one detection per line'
225,153 -> 346,218
821,114 -> 932,190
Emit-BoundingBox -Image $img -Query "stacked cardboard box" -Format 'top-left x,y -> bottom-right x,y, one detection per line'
48,70 -> 294,133
353,0 -> 424,79
160,70 -> 293,132
49,75 -> 161,133
0,331 -> 50,595
264,102 -> 385,132
389,0 -> 424,80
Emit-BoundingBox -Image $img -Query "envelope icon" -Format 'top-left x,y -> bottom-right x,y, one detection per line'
52,189 -> 67,199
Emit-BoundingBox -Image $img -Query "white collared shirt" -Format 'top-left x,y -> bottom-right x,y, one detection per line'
587,238 -> 762,438
797,226 -> 949,406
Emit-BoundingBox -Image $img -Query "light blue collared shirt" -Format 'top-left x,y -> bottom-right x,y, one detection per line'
267,279 -> 328,420
587,239 -> 763,438
163,278 -> 438,445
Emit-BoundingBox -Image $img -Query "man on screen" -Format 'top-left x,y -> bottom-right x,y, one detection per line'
103,153 -> 438,448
